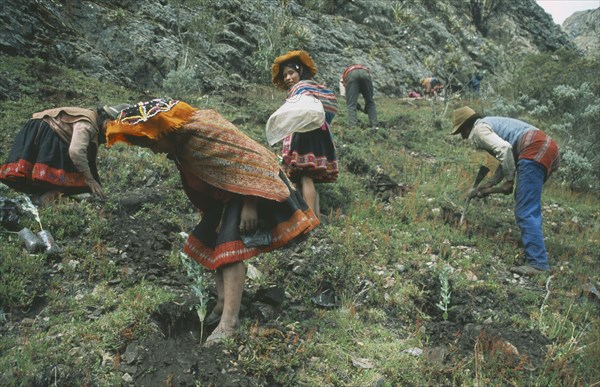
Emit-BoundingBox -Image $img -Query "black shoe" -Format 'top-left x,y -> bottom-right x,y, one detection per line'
509,265 -> 545,276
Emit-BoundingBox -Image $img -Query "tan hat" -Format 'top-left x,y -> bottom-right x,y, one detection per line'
271,50 -> 318,90
451,106 -> 477,135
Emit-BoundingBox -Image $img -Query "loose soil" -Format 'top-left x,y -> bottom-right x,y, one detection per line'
104,192 -> 264,386
2,185 -> 558,386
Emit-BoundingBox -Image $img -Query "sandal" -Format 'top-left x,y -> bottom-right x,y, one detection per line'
203,325 -> 238,348
204,310 -> 222,326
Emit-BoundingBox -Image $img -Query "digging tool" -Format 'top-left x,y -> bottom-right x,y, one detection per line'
459,165 -> 490,225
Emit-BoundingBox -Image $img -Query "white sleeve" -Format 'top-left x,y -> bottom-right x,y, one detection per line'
470,122 -> 516,181
68,121 -> 94,173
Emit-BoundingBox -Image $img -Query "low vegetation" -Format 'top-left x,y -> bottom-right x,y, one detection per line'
0,53 -> 598,385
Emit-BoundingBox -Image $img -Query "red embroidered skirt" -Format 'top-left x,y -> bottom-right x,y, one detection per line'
281,128 -> 338,183
183,172 -> 319,270
0,119 -> 97,195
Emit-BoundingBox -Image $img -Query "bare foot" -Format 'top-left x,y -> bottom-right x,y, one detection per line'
203,323 -> 238,348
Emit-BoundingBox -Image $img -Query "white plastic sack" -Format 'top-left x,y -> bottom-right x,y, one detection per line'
265,94 -> 325,146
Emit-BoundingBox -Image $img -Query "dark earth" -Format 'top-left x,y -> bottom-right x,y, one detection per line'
109,184 -> 550,385
2,179 -> 556,386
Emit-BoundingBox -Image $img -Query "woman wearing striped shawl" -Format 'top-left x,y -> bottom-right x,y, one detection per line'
271,50 -> 338,217
106,98 -> 319,346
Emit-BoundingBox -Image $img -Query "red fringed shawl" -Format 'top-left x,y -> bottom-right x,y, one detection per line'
107,99 -> 290,202
178,109 -> 289,202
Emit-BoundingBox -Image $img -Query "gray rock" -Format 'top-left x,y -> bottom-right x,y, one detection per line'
0,0 -> 574,98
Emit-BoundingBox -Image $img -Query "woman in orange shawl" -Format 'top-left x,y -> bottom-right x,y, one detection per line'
106,98 -> 319,346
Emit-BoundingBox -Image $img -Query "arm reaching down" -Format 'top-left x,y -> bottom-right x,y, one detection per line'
239,196 -> 258,234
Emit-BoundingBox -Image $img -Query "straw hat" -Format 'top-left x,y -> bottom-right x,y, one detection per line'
271,50 -> 318,90
451,106 -> 477,135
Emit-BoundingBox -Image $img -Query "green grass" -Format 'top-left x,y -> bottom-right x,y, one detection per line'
1,56 -> 599,385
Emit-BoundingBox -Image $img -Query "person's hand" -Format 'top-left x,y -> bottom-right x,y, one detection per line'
475,186 -> 492,198
239,197 -> 258,234
499,180 -> 514,195
475,180 -> 513,198
82,171 -> 105,199
467,188 -> 479,199
86,178 -> 106,200
469,182 -> 492,199
478,182 -> 493,191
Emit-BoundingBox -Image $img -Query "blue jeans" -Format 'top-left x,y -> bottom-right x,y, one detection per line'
514,159 -> 550,270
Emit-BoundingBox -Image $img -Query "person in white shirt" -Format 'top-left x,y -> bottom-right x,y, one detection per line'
452,106 -> 560,276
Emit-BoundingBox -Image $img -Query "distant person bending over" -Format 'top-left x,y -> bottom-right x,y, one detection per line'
339,64 -> 378,129
420,76 -> 443,97
0,104 -> 129,204
106,98 -> 319,346
467,73 -> 483,95
271,50 -> 339,217
451,106 -> 560,276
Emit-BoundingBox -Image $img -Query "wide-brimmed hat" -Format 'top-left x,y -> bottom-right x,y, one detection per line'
271,50 -> 318,90
451,106 -> 477,135
102,103 -> 132,120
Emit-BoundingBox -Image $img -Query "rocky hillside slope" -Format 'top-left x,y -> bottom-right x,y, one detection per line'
562,7 -> 599,56
1,0 -> 573,97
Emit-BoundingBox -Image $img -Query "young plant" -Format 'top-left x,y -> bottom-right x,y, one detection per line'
180,252 -> 209,339
19,195 -> 44,231
436,266 -> 451,321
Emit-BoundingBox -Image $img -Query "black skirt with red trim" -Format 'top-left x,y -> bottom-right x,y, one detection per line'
183,172 -> 319,270
0,119 -> 98,195
281,128 -> 338,183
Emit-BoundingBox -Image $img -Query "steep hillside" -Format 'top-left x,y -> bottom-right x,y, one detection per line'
0,59 -> 598,385
0,0 -> 573,97
562,7 -> 600,56
1,1 -> 598,386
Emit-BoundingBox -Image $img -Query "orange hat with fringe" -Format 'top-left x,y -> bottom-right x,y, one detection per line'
105,98 -> 197,147
271,50 -> 318,90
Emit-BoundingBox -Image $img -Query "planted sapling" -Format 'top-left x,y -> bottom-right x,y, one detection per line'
436,266 -> 451,321
180,252 -> 209,340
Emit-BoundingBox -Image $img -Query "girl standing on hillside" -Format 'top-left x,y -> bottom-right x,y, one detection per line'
0,104 -> 128,204
271,50 -> 338,217
106,98 -> 319,346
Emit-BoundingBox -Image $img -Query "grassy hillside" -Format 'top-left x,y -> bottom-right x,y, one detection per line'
0,56 -> 598,386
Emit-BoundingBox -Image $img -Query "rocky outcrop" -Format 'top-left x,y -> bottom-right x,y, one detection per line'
0,0 -> 575,98
562,7 -> 599,56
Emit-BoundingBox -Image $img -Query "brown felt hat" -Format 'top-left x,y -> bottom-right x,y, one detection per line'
271,50 -> 318,90
451,106 -> 477,135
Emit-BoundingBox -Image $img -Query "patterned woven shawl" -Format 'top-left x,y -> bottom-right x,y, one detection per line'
106,99 -> 198,146
176,109 -> 290,202
107,99 -> 290,202
288,80 -> 338,125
